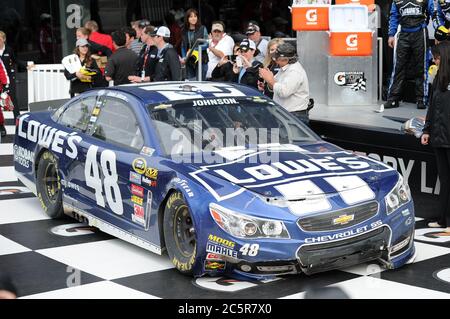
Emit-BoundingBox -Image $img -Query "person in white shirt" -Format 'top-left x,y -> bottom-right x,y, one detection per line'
246,22 -> 268,64
206,21 -> 235,79
259,43 -> 310,126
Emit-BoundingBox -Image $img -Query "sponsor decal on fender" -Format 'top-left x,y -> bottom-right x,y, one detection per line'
130,171 -> 142,185
132,204 -> 146,226
131,184 -> 144,197
208,234 -> 235,248
174,178 -> 194,198
206,253 -> 223,261
142,176 -> 157,187
60,179 -> 80,192
13,145 -> 34,168
206,243 -> 237,258
145,168 -> 158,180
204,260 -> 226,271
133,158 -> 147,175
131,195 -> 144,205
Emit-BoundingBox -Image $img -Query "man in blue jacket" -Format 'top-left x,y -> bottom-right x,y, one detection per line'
383,0 -> 442,110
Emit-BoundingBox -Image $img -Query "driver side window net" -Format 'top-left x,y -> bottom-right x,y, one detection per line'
58,97 -> 97,132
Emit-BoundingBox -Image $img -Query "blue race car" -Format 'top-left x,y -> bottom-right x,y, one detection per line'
14,82 -> 416,279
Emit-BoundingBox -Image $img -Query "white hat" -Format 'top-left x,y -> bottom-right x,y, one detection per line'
76,38 -> 90,47
211,23 -> 224,32
151,26 -> 171,38
239,39 -> 256,51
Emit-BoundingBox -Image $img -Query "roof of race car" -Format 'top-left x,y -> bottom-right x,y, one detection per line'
104,82 -> 264,106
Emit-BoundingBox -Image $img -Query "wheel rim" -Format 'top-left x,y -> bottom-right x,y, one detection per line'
174,205 -> 196,258
43,162 -> 59,204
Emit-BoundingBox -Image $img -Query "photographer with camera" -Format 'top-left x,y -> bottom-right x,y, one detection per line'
259,42 -> 311,126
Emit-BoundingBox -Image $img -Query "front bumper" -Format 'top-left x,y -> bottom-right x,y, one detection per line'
297,226 -> 390,275
199,201 -> 416,280
210,224 -> 415,280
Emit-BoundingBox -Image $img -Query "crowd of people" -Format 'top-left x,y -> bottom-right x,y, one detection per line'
57,10 -> 311,125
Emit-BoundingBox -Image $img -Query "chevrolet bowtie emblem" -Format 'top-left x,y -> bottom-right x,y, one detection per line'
333,214 -> 355,225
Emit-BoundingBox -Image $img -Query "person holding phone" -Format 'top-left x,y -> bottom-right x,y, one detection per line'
211,43 -> 240,82
230,39 -> 263,89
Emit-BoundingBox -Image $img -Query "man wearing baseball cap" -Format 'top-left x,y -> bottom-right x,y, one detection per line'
259,43 -> 310,125
246,22 -> 268,63
206,21 -> 235,79
150,26 -> 181,81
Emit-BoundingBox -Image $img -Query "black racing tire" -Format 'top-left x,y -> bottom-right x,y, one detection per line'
163,192 -> 198,275
36,151 -> 64,219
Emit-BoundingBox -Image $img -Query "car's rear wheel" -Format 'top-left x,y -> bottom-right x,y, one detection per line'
163,192 -> 198,275
36,151 -> 64,219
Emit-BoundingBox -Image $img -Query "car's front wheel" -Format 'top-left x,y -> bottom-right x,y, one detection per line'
36,151 -> 64,219
163,192 -> 198,275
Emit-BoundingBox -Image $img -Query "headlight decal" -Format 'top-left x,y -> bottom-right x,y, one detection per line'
385,176 -> 411,215
209,203 -> 290,239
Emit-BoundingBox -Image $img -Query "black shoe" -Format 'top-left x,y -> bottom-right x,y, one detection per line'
417,101 -> 426,109
0,125 -> 6,137
383,100 -> 399,109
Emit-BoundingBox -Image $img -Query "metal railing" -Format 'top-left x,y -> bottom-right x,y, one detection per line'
184,39 -> 209,81
27,62 -> 70,104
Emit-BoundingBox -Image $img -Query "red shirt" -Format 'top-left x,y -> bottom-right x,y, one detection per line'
0,60 -> 9,90
89,31 -> 115,52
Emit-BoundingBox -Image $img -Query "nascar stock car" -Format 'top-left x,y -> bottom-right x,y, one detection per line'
13,82 -> 416,279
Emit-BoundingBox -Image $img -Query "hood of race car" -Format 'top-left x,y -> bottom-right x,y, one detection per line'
187,143 -> 399,202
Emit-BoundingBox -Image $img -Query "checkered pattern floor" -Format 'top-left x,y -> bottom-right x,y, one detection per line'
2,111 -> 450,299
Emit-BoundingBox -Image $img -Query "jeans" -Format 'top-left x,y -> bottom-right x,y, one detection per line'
291,110 -> 310,127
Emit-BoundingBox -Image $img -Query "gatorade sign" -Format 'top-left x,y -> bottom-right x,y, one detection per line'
292,5 -> 329,31
330,31 -> 372,56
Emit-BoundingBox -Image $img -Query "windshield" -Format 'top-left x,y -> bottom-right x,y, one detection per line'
149,97 -> 318,156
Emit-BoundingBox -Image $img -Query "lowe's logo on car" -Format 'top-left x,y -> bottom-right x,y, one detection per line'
213,156 -> 373,186
17,115 -> 82,159
191,149 -> 394,202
